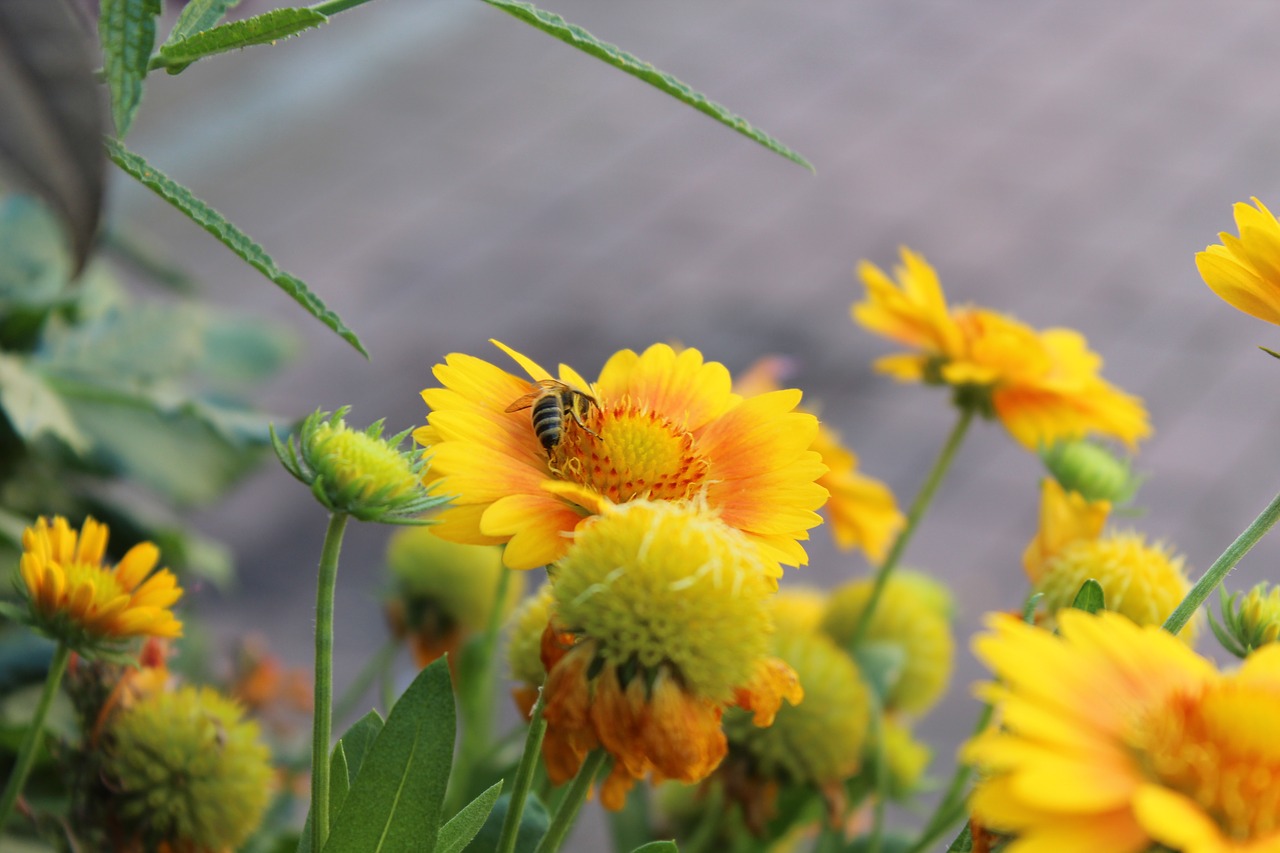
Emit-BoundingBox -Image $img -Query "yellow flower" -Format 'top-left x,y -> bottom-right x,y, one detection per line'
539,500 -> 801,809
1213,582 -> 1280,658
965,609 -> 1280,853
505,582 -> 557,717
770,586 -> 828,636
1024,479 -> 1196,640
16,516 -> 181,651
853,248 -> 1151,450
416,341 -> 828,570
383,527 -> 521,668
1196,197 -> 1280,326
98,684 -> 273,852
821,571 -> 954,715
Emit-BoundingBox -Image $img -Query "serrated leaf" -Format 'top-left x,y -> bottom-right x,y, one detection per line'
324,659 -> 455,852
479,0 -> 811,171
159,8 -> 328,73
0,353 -> 88,452
0,1 -> 107,273
166,0 -> 242,44
437,782 -> 503,853
1070,579 -> 1105,614
104,139 -> 368,357
100,0 -> 162,138
630,843 -> 678,853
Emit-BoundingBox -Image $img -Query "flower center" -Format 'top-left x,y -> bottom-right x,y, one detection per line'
46,560 -> 126,617
1130,683 -> 1280,839
552,400 -> 710,503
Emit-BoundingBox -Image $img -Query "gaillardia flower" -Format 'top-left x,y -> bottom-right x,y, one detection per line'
1023,479 -> 1196,640
505,582 -> 557,717
98,684 -> 273,852
416,341 -> 828,570
383,526 -> 522,667
1196,197 -> 1280,326
965,609 -> 1280,853
853,248 -> 1150,450
1212,582 -> 1280,659
14,516 -> 182,653
539,500 -> 802,809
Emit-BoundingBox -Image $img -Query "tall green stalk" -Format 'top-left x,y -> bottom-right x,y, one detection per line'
850,408 -> 974,644
1163,487 -> 1280,634
310,512 -> 349,853
0,642 -> 71,832
496,689 -> 548,853
533,750 -> 608,853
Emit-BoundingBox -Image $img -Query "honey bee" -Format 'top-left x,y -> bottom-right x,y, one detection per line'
505,379 -> 600,453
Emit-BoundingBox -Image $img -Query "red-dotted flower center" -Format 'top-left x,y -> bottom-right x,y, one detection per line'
551,399 -> 710,503
1130,683 -> 1280,839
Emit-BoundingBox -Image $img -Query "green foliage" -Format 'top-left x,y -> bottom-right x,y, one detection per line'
437,782 -> 503,853
478,0 -> 813,171
324,659 -> 456,852
103,139 -> 368,357
466,793 -> 549,853
946,824 -> 973,852
629,843 -> 678,852
158,8 -> 330,74
1070,579 -> 1105,614
99,0 -> 162,138
165,0 -> 244,44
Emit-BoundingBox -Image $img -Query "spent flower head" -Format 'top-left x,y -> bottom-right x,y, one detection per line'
853,247 -> 1150,450
8,516 -> 182,657
1211,582 -> 1280,658
272,407 -> 449,522
96,684 -> 273,852
966,609 -> 1280,853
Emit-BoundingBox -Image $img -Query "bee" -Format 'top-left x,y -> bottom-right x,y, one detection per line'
505,379 -> 600,454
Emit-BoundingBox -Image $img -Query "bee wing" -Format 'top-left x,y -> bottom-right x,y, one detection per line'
504,392 -> 540,413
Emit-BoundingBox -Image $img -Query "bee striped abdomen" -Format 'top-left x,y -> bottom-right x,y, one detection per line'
531,394 -> 565,451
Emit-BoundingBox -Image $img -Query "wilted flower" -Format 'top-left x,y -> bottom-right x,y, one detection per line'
853,247 -> 1150,450
416,341 -> 828,570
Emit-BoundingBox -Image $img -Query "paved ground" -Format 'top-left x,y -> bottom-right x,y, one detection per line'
118,0 -> 1280,846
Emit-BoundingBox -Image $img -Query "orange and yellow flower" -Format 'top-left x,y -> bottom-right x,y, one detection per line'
1024,479 -> 1196,640
1197,197 -> 1280,326
538,500 -> 802,809
853,248 -> 1150,450
965,609 -> 1280,853
17,516 -> 182,650
417,341 -> 828,570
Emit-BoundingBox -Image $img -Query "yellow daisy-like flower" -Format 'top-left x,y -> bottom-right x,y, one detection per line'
1197,197 -> 1280,326
539,500 -> 802,809
853,247 -> 1151,450
16,516 -> 182,651
734,355 -> 904,562
1024,479 -> 1196,640
416,341 -> 828,570
505,582 -> 557,717
965,609 -> 1280,853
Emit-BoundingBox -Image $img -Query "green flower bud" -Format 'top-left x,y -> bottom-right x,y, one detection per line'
1040,439 -> 1141,505
1211,582 -> 1280,658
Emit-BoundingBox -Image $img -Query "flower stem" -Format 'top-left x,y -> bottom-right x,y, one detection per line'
903,701 -> 994,853
850,408 -> 974,644
0,641 -> 70,832
1163,487 -> 1280,635
496,689 -> 548,853
310,512 -> 349,853
533,750 -> 608,853
867,708 -> 888,853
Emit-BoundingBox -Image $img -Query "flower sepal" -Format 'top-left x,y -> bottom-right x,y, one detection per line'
1210,582 -> 1280,658
271,407 -> 451,523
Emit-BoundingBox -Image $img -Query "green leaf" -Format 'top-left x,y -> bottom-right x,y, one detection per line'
166,0 -> 243,44
159,8 -> 329,73
298,711 -> 386,853
437,781 -> 503,853
0,2 -> 107,272
99,0 -> 162,138
1260,345 -> 1280,361
464,792 -> 548,853
630,843 -> 678,853
851,641 -> 906,704
478,0 -> 812,171
946,823 -> 974,852
0,194 -> 72,308
1070,579 -> 1105,614
324,659 -> 455,852
331,743 -> 351,818
0,353 -> 88,452
104,139 -> 368,357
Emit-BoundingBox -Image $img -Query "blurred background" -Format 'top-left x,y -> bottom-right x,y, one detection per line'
107,0 -> 1280,844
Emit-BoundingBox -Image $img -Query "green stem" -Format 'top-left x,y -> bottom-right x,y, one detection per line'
310,512 -> 349,853
0,642 -> 71,832
866,708 -> 888,853
496,690 -> 548,853
1163,487 -> 1280,634
680,784 -> 724,853
903,702 -> 994,853
333,638 -> 398,726
533,750 -> 608,853
450,566 -> 513,814
850,408 -> 974,645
